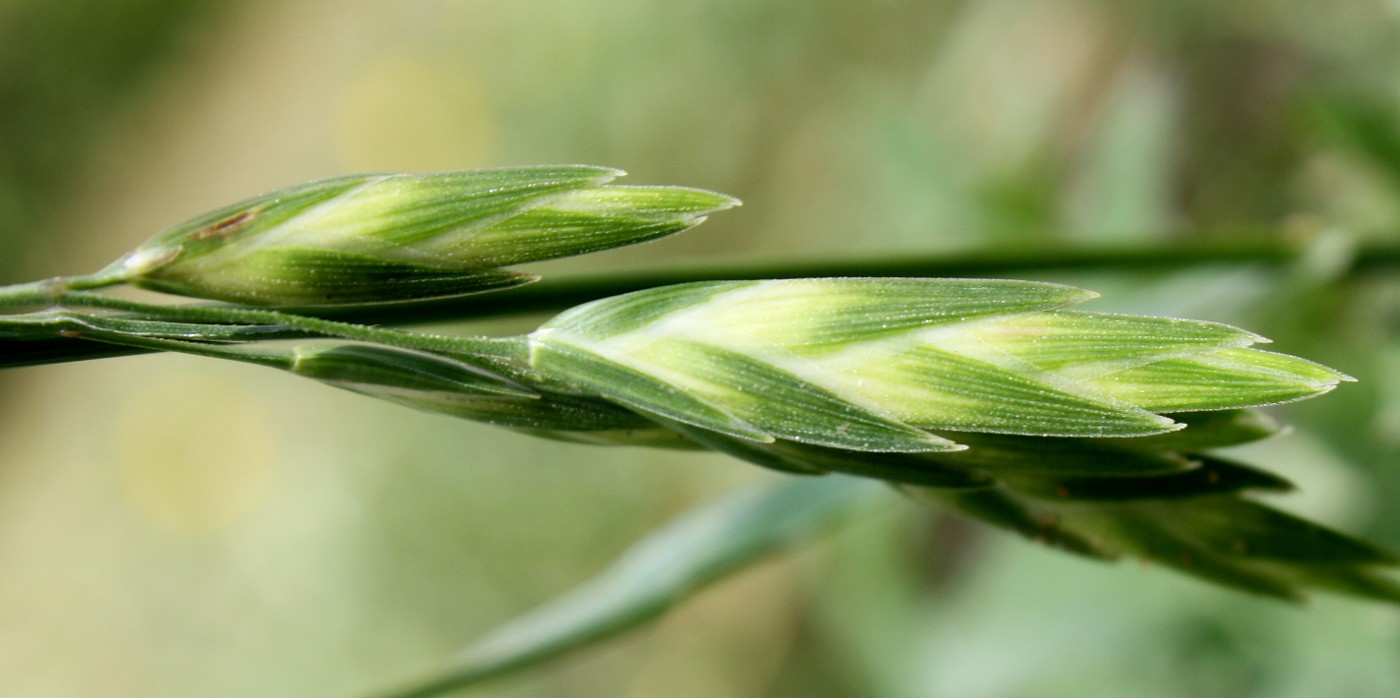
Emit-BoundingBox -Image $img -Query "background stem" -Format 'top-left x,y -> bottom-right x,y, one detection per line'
321,238 -> 1400,324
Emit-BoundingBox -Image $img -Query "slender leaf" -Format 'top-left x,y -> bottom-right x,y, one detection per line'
365,475 -> 885,698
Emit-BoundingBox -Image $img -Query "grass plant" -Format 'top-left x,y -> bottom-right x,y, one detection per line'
2,167 -> 1398,696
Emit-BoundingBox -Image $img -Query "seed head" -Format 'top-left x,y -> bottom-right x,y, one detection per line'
106,166 -> 739,307
527,278 -> 1352,448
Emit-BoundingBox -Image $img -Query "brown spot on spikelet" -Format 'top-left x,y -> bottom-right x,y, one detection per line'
193,210 -> 257,241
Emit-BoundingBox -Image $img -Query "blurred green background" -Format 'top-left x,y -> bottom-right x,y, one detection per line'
2,1 -> 1400,696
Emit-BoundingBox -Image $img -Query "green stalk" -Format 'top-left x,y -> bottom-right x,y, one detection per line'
0,269 -> 129,307
4,238 -> 1398,369
0,288 -> 520,364
59,323 -> 294,370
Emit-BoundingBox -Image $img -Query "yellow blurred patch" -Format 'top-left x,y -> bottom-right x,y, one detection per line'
111,370 -> 280,536
336,52 -> 497,171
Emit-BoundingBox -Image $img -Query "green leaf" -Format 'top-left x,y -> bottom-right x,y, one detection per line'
132,247 -> 539,307
463,185 -> 739,265
284,342 -> 663,433
966,310 -> 1264,371
527,339 -> 775,443
366,475 -> 885,698
125,166 -> 619,260
535,335 -> 958,453
913,485 -> 1400,603
540,280 -> 760,339
0,310 -> 305,344
1000,455 -> 1294,502
1138,497 -> 1397,565
544,277 -> 1096,349
1087,348 -> 1353,412
289,343 -> 536,398
853,346 -> 1175,436
1116,409 -> 1282,451
660,419 -> 993,487
922,432 -> 1196,477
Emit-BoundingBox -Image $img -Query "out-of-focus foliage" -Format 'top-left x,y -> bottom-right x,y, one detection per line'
0,0 -> 222,278
2,1 -> 1399,697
